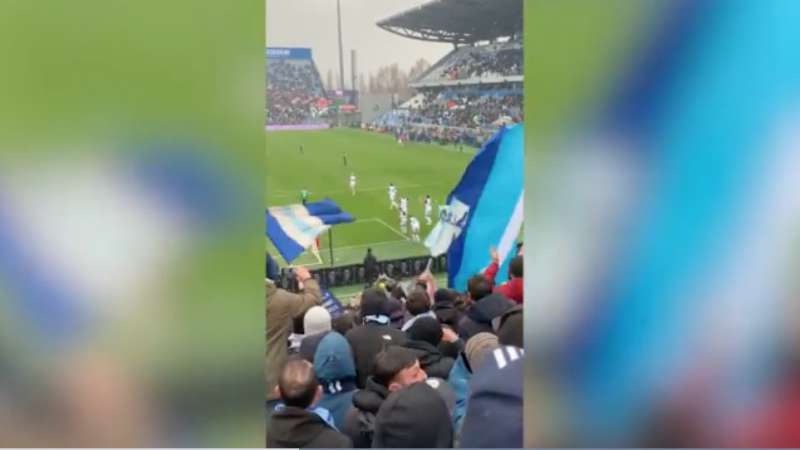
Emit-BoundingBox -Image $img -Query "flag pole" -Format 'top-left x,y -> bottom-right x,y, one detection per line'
328,228 -> 334,267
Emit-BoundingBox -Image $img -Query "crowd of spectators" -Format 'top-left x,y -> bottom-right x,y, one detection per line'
409,88 -> 522,129
411,41 -> 521,85
440,46 -> 522,81
267,60 -> 326,125
367,85 -> 522,146
265,246 -> 524,448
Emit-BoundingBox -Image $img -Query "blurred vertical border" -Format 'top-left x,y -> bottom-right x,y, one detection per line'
525,0 -> 800,447
0,0 -> 265,446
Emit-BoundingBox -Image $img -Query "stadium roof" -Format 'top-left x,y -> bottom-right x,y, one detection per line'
377,0 -> 522,44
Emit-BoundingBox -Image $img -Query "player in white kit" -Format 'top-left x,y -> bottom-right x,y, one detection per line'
424,194 -> 433,225
399,196 -> 408,214
409,216 -> 421,242
349,173 -> 357,195
399,209 -> 408,235
388,183 -> 398,209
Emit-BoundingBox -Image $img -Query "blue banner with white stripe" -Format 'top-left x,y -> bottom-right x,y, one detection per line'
266,198 -> 354,263
320,288 -> 344,318
424,124 -> 524,290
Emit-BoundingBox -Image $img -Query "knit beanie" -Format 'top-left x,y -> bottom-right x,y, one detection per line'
465,332 -> 500,371
408,317 -> 443,346
303,306 -> 332,336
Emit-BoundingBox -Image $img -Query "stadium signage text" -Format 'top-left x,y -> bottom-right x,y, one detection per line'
266,47 -> 312,60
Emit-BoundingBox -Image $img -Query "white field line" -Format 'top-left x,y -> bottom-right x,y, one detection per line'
273,217 -> 422,265
326,238 -> 409,252
374,217 -> 409,239
269,183 -> 442,198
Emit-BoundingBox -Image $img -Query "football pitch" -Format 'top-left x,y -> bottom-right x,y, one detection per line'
266,128 -> 474,267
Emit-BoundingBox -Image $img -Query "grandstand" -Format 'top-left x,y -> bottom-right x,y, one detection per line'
266,47 -> 329,128
370,0 -> 523,147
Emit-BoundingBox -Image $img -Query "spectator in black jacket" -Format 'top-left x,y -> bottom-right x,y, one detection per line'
432,288 -> 462,332
405,317 -> 455,380
267,359 -> 352,448
341,346 -> 427,448
401,288 -> 437,332
363,248 -> 379,286
458,291 -> 515,341
345,288 -> 407,388
372,382 -> 454,448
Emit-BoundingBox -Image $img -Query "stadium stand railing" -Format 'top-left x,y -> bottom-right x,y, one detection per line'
277,254 -> 448,290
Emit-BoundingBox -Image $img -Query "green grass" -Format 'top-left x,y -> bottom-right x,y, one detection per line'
266,128 -> 474,267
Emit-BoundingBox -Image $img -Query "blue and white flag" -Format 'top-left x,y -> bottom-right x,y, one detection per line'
425,124 -> 524,291
266,198 -> 354,263
320,288 -> 344,318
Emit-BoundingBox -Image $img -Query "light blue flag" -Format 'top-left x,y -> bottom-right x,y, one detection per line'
425,124 -> 523,290
266,198 -> 354,263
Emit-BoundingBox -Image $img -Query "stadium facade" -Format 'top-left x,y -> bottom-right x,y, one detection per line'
370,0 -> 523,148
265,47 -> 330,130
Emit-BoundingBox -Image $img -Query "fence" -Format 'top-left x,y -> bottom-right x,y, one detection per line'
277,254 -> 448,290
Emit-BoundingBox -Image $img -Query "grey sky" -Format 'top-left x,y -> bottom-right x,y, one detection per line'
266,0 -> 453,90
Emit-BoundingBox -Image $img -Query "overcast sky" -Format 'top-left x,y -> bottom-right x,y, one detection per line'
266,0 -> 453,89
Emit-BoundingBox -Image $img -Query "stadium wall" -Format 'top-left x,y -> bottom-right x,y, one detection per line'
266,123 -> 330,131
358,93 -> 395,124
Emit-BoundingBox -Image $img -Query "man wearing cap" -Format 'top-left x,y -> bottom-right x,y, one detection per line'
459,344 -> 524,447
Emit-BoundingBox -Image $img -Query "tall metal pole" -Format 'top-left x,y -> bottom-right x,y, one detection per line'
336,0 -> 345,91
328,228 -> 334,267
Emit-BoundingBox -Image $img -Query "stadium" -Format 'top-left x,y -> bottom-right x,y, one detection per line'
266,1 -> 523,447
266,0 -> 523,296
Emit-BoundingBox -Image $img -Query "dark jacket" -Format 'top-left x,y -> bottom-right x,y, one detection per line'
345,323 -> 407,388
363,252 -> 378,282
457,293 -> 514,341
372,382 -> 453,448
439,339 -> 464,360
341,377 -> 390,448
432,298 -> 462,331
266,406 -> 352,448
405,339 -> 455,380
459,346 -> 524,448
299,331 -> 330,362
313,332 -> 358,429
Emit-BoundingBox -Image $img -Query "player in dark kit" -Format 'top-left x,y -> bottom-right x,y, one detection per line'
299,144 -> 304,154
300,188 -> 308,205
342,152 -> 348,167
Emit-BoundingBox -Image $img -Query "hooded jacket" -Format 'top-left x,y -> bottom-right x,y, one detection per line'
405,340 -> 454,380
341,376 -> 390,448
313,332 -> 358,429
457,293 -> 515,341
372,382 -> 453,448
267,406 -> 352,448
